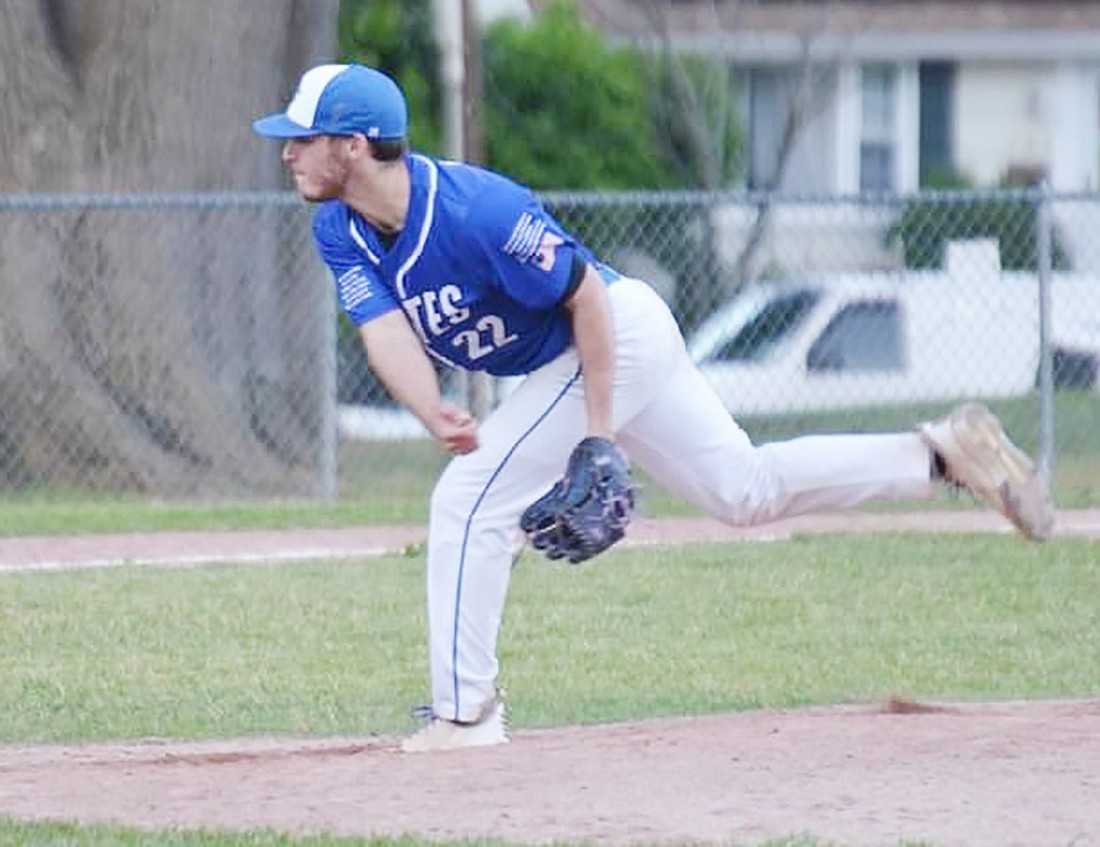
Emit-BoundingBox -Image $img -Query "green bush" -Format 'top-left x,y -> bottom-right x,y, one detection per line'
888,196 -> 1070,271
482,1 -> 673,189
888,171 -> 1070,271
338,0 -> 443,154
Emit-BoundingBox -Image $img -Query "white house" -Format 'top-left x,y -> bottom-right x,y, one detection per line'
559,0 -> 1100,193
474,0 -> 533,24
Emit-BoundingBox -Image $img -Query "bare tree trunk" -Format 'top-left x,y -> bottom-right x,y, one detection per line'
0,0 -> 339,496
638,0 -> 743,328
730,33 -> 834,289
636,0 -> 835,314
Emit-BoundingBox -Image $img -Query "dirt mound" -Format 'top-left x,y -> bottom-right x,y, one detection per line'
3,514 -> 1099,844
2,699 -> 1098,846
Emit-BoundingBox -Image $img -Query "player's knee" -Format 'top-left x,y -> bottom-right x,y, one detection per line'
705,458 -> 786,526
711,496 -> 784,527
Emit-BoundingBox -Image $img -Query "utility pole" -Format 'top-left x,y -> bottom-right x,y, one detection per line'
435,0 -> 485,163
435,0 -> 465,161
461,0 -> 485,166
434,0 -> 493,418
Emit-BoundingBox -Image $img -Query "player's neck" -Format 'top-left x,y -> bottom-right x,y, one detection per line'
343,157 -> 410,235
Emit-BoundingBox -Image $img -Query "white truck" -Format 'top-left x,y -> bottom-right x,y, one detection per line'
687,241 -> 1100,416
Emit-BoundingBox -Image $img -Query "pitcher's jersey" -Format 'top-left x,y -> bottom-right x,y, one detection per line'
313,153 -> 618,376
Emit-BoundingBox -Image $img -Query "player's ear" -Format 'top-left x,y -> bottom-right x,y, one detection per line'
346,133 -> 371,158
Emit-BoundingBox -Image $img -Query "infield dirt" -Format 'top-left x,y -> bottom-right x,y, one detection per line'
1,511 -> 1098,846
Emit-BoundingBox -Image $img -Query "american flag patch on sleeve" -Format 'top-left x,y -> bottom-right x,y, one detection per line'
337,266 -> 373,309
502,212 -> 547,264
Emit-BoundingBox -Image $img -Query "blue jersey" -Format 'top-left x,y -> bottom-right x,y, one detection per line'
313,153 -> 618,376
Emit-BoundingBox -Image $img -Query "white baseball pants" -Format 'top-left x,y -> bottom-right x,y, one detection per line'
426,277 -> 935,721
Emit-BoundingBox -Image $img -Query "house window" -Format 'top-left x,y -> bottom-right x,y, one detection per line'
746,67 -> 835,192
747,68 -> 784,190
860,65 -> 896,192
919,61 -> 955,185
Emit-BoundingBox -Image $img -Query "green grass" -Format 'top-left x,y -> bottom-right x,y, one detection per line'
0,821 -> 843,847
0,494 -> 429,537
0,823 -> 487,847
2,535 -> 1096,743
2,393 -> 1099,845
0,444 -> 446,537
3,393 -> 1099,537
2,533 -> 1096,845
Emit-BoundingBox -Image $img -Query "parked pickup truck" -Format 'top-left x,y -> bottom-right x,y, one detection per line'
687,241 -> 1100,416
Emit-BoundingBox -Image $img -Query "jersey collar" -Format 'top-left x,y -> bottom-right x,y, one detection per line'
344,153 -> 434,276
392,154 -> 437,299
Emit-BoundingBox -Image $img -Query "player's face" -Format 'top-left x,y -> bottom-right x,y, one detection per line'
281,136 -> 352,202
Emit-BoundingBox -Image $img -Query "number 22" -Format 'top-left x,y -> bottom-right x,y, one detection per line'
453,315 -> 518,360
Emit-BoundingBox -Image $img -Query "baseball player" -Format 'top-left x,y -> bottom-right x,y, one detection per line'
253,64 -> 1054,753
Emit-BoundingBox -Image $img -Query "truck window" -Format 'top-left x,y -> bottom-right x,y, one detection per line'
806,301 -> 904,372
711,291 -> 820,362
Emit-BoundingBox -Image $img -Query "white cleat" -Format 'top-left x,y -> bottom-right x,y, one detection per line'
399,698 -> 509,753
919,402 -> 1055,541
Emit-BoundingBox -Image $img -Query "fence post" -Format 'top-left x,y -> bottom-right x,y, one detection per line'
1035,182 -> 1055,489
318,270 -> 339,501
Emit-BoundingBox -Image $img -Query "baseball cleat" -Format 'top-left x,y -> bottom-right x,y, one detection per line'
919,402 -> 1054,541
399,697 -> 509,753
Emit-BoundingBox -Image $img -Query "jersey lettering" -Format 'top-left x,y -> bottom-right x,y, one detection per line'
403,284 -> 470,337
421,290 -> 444,335
403,283 -> 516,364
439,285 -> 471,324
453,315 -> 518,360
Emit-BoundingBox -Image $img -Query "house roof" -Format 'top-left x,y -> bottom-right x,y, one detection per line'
548,1 -> 1100,62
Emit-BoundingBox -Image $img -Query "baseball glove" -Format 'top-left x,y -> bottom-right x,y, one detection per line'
520,436 -> 635,564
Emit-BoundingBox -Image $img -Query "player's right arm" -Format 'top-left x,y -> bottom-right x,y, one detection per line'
312,204 -> 477,454
358,313 -> 478,454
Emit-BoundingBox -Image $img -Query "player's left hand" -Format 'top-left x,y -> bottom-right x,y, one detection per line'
431,403 -> 479,455
520,436 -> 635,563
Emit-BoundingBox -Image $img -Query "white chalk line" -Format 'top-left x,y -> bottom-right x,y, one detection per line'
3,511 -> 1099,575
0,547 -> 391,574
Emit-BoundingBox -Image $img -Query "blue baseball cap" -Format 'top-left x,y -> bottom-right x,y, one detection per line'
252,64 -> 407,140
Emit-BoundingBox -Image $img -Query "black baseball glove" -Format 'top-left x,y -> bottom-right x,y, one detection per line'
520,436 -> 635,564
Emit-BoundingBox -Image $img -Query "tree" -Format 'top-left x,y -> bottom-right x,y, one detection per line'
482,1 -> 672,190
645,38 -> 744,191
338,0 -> 443,155
0,0 -> 339,495
339,1 -> 672,190
629,0 -> 831,327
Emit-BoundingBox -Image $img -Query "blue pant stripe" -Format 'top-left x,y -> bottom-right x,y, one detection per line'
449,369 -> 581,719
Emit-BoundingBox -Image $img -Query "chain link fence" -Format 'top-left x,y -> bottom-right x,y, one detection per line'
3,188 -> 1099,512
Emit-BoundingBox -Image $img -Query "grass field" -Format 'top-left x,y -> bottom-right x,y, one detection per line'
2,394 -> 1099,845
2,394 -> 1099,538
2,532 -> 1098,845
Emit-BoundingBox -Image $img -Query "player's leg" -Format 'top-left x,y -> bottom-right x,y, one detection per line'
619,349 -> 1052,535
402,377 -> 582,751
419,364 -> 582,726
412,279 -> 684,742
617,335 -> 935,527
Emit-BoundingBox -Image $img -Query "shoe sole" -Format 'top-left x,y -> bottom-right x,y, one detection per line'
930,403 -> 1054,541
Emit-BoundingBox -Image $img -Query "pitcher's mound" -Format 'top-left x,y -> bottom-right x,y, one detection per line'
1,698 -> 1097,846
